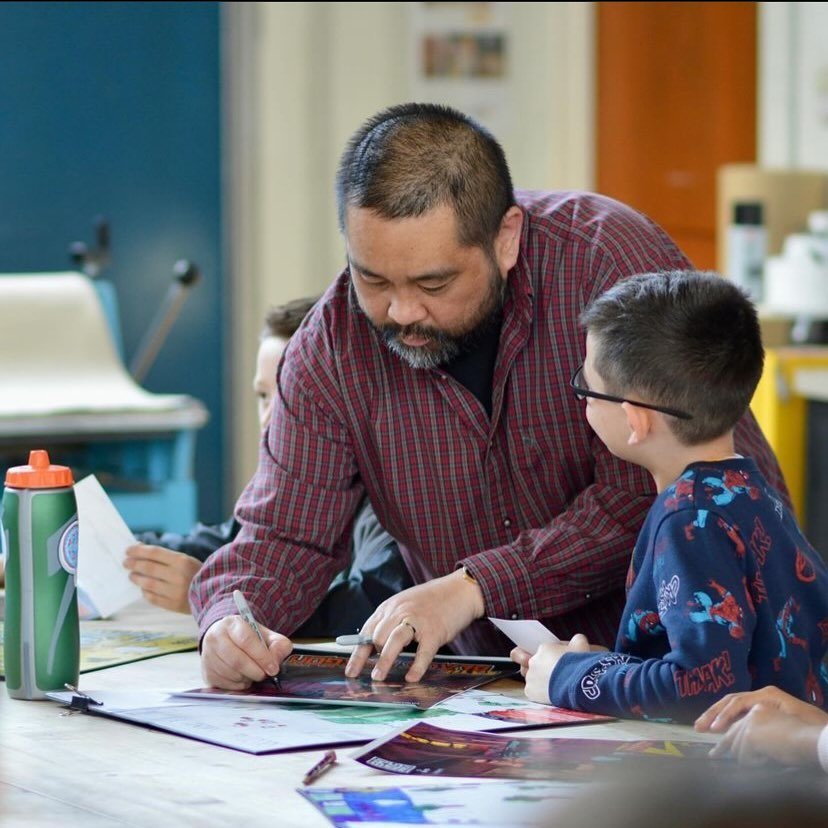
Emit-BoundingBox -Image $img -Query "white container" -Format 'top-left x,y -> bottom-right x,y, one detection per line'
727,202 -> 766,303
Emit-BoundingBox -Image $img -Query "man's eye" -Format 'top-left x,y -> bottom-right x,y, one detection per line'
354,268 -> 381,283
420,283 -> 447,295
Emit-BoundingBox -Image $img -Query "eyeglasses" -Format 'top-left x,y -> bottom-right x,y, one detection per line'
570,365 -> 693,420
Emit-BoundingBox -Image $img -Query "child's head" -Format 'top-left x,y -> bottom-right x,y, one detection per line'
254,296 -> 318,429
578,270 -> 763,449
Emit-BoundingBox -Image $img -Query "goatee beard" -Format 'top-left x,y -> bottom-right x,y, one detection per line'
374,273 -> 506,370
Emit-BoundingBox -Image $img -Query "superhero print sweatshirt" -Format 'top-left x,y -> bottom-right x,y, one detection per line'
548,458 -> 828,722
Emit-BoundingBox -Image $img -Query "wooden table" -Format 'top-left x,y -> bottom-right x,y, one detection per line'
0,601 -> 714,827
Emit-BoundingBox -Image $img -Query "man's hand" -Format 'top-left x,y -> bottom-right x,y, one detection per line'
124,543 -> 203,614
695,685 -> 828,734
707,704 -> 825,766
200,615 -> 293,689
516,634 -> 592,704
344,569 -> 485,683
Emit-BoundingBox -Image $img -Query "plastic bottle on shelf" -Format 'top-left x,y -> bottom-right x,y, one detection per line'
727,201 -> 766,303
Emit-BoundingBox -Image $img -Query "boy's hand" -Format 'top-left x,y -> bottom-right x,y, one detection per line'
200,615 -> 293,689
521,634 -> 592,705
708,704 -> 824,766
124,543 -> 203,614
695,685 -> 828,733
509,646 -> 532,677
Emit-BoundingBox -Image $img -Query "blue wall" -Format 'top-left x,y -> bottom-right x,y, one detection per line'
0,2 -> 225,521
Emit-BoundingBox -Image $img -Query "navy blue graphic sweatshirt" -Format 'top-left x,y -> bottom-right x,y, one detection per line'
548,458 -> 828,722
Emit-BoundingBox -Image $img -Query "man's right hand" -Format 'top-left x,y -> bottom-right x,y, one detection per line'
200,615 -> 293,689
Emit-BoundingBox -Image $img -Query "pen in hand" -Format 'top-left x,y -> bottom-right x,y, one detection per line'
335,633 -> 374,647
302,749 -> 337,785
232,589 -> 283,689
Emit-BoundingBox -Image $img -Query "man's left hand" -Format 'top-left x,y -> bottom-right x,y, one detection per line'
344,569 -> 485,682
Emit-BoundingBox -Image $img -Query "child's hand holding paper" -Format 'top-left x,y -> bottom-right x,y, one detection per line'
490,618 -> 611,704
488,617 -> 560,654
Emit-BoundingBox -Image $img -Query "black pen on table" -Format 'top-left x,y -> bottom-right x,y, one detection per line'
302,750 -> 337,785
232,589 -> 283,688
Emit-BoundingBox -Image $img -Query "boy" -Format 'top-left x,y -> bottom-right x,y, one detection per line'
124,298 -> 411,629
512,270 -> 828,722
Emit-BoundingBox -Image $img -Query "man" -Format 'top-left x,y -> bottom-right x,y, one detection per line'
191,102 -> 787,690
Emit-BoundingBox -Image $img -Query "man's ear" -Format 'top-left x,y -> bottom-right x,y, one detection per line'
622,402 -> 654,446
494,206 -> 523,275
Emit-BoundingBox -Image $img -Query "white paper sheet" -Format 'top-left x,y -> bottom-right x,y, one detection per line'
75,474 -> 141,619
45,689 -> 554,755
489,618 -> 560,653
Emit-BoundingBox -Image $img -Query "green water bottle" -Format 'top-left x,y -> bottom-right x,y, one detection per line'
2,450 -> 80,699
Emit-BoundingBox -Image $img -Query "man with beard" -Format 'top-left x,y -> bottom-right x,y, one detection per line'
190,103 -> 787,690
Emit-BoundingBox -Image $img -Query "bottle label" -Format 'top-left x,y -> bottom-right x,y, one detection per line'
58,519 -> 79,576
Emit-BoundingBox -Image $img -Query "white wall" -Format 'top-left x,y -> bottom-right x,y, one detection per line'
759,2 -> 828,169
224,1 -> 595,499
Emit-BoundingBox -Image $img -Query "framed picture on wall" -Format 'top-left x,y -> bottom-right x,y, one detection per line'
408,2 -> 511,136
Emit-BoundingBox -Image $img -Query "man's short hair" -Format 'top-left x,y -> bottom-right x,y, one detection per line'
261,297 -> 318,341
336,102 -> 515,251
579,270 -> 764,446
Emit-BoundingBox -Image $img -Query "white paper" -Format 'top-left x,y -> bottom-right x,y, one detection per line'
45,688 -> 546,755
75,474 -> 141,619
488,618 -> 560,653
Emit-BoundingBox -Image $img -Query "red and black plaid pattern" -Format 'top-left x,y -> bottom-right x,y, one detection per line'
191,191 -> 787,654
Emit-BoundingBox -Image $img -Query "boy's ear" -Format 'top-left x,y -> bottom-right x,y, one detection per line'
622,402 -> 653,446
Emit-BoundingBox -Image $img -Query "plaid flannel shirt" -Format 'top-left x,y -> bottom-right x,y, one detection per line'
191,191 -> 787,654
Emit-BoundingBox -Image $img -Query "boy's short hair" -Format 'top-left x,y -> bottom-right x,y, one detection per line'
261,297 -> 319,341
579,270 -> 764,446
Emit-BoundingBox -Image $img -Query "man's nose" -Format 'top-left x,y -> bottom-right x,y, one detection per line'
387,293 -> 427,327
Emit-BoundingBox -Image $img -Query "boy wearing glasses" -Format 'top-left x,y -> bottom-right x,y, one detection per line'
512,270 -> 828,722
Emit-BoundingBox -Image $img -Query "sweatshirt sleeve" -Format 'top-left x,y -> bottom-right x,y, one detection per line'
136,517 -> 240,563
548,509 -> 757,722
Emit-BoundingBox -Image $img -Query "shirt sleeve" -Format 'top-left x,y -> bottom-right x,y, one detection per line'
189,328 -> 364,638
546,509 -> 757,722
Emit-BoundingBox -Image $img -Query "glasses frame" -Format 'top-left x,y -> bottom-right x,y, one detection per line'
569,365 -> 693,420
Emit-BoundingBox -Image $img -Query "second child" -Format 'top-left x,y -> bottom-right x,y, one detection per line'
512,270 -> 828,722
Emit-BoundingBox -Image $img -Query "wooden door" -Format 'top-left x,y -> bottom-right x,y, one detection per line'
596,2 -> 756,269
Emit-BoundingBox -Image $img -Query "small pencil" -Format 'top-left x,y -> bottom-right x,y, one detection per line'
302,749 -> 337,785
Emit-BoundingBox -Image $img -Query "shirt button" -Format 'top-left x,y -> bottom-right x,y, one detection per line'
503,518 -> 511,528
510,613 -> 518,620
585,593 -> 592,600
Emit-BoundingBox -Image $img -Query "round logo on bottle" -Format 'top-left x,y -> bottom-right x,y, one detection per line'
58,519 -> 80,575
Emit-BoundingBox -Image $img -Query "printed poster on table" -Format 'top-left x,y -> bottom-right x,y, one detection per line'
352,721 -> 720,781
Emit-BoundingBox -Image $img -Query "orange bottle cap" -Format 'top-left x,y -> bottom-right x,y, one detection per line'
5,450 -> 74,489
